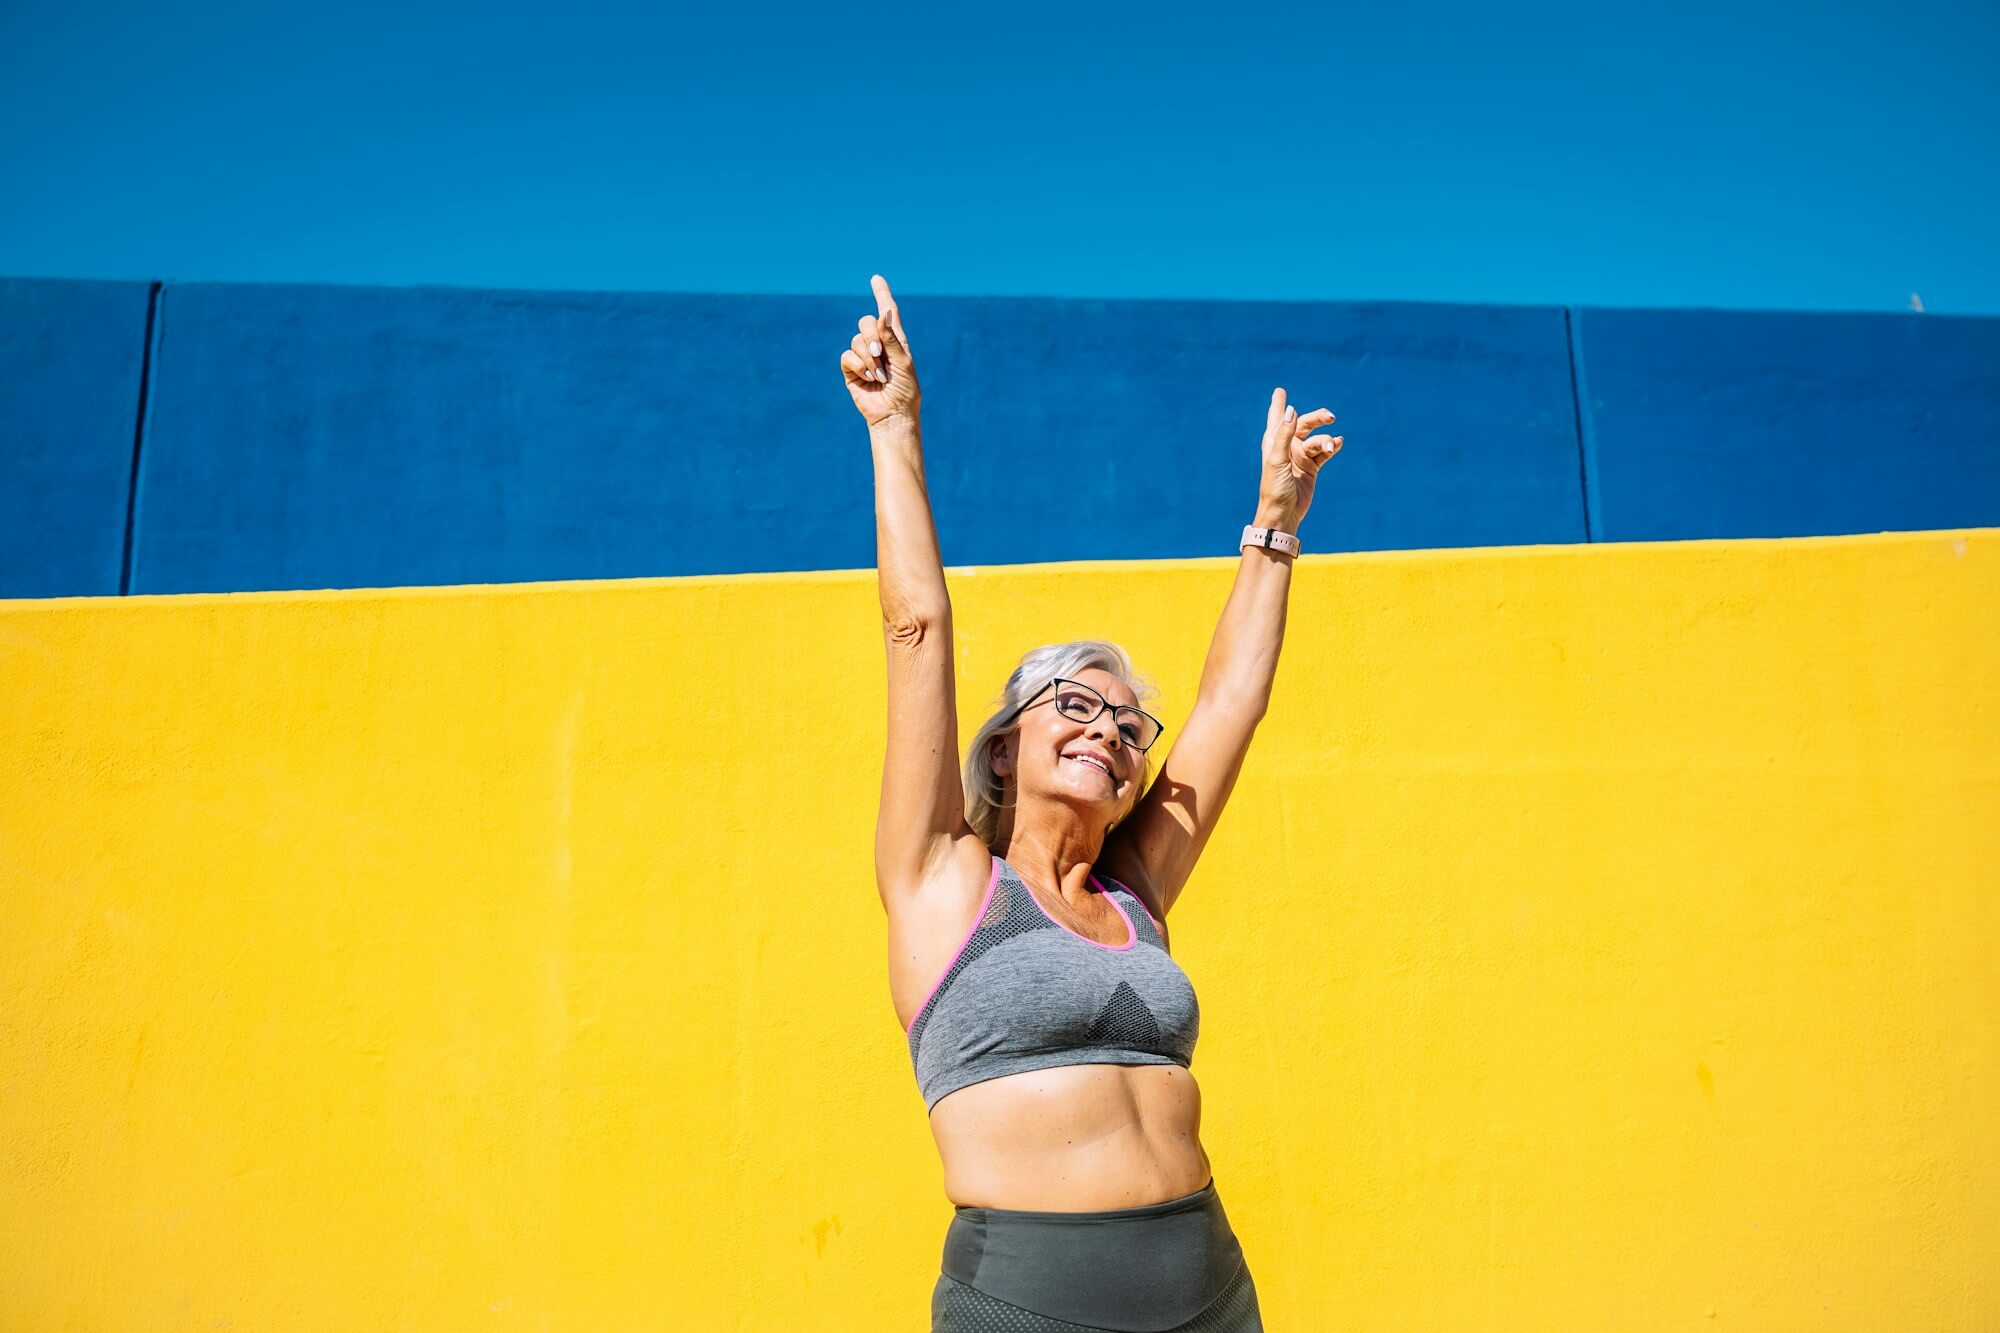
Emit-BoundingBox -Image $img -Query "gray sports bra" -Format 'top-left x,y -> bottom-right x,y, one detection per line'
905,852 -> 1200,1112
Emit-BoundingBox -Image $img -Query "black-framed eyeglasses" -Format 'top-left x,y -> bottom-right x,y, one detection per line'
999,678 -> 1165,753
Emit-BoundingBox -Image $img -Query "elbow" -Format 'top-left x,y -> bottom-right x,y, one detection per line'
882,599 -> 950,647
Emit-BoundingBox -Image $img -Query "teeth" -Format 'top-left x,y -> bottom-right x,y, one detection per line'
1066,754 -> 1109,774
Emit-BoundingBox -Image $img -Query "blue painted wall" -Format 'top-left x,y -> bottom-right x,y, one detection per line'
130,282 -> 1583,595
0,278 -> 153,598
3,277 -> 1996,599
1574,308 -> 2000,542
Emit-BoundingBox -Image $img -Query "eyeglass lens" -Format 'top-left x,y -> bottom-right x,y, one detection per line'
1053,682 -> 1159,749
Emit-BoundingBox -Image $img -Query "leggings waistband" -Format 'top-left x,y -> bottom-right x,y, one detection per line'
953,1179 -> 1220,1224
941,1178 -> 1245,1332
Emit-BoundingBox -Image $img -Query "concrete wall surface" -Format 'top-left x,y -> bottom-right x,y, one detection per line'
3,528 -> 1995,1328
0,277 -> 154,598
1575,306 -> 2000,541
4,275 -> 1996,598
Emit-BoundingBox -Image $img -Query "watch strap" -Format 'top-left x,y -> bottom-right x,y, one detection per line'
1241,524 -> 1301,557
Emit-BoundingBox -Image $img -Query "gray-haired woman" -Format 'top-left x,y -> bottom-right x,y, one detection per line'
847,275 -> 1341,1332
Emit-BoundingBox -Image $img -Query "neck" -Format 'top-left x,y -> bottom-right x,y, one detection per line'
994,815 -> 1105,902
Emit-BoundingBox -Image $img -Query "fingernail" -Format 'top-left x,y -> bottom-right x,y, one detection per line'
1285,407 -> 1296,421
869,340 -> 882,356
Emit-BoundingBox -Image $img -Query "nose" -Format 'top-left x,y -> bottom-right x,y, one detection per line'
1086,713 -> 1122,750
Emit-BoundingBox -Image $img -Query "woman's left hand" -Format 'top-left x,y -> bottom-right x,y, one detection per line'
1255,386 -> 1342,533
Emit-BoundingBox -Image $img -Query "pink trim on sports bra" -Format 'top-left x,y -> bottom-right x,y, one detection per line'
902,854 -> 1002,1035
1100,874 -> 1164,935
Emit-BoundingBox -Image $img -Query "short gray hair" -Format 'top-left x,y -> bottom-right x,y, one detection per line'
963,640 -> 1161,847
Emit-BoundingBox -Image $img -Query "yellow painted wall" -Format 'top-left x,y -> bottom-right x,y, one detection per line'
3,530 -> 1996,1330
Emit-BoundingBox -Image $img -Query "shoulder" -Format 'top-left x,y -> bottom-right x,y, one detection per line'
881,835 -> 1000,934
880,831 -> 994,904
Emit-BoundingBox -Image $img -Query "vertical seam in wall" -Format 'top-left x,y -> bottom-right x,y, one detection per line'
1562,306 -> 1598,543
119,280 -> 164,595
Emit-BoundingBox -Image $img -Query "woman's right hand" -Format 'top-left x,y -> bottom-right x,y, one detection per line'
841,274 -> 921,426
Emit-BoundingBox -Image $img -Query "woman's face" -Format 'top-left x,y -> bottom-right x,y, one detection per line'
996,668 -> 1146,817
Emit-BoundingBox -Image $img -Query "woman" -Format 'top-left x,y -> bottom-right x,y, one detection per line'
847,275 -> 1341,1332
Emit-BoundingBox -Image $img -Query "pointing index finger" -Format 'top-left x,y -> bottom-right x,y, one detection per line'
871,273 -> 911,350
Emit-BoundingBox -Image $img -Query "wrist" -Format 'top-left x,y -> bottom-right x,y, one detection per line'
1241,521 -> 1301,558
1251,504 -> 1299,535
868,410 -> 922,441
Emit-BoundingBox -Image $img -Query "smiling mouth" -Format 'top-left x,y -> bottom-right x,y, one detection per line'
1063,754 -> 1112,776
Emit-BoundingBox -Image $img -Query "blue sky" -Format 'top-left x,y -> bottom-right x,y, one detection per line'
3,0 -> 1996,313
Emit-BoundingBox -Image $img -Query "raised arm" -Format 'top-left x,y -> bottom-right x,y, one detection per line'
1101,387 -> 1343,918
844,276 -> 976,901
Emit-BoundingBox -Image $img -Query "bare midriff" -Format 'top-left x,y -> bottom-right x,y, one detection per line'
927,1062 -> 1212,1211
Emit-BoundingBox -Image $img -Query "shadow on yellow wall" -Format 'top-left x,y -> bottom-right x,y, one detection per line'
3,530 -> 1996,1329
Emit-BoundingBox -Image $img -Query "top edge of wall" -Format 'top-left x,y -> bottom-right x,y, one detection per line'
3,528 -> 1990,616
5,273 -> 1993,323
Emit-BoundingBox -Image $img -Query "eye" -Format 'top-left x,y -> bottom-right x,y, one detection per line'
1118,720 -> 1142,744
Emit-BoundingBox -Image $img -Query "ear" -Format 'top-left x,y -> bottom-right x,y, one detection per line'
989,734 -> 1012,778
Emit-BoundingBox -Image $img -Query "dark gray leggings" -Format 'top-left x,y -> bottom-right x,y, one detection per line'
929,1179 -> 1264,1332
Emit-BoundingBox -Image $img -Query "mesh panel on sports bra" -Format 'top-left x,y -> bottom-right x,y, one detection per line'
906,868 -> 1051,1056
